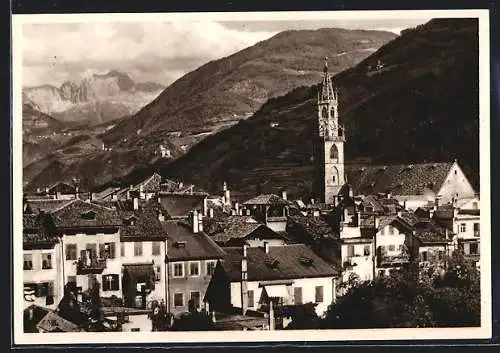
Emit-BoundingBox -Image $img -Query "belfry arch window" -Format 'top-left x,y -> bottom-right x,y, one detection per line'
330,144 -> 339,162
322,107 -> 328,120
331,166 -> 339,185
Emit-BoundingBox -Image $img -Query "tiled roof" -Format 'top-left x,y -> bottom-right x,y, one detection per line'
205,216 -> 285,245
26,199 -> 74,213
158,193 -> 206,218
45,181 -> 77,195
287,213 -> 338,241
413,220 -> 450,244
117,201 -> 167,242
23,213 -> 60,249
92,187 -> 122,200
243,194 -> 288,206
36,311 -> 82,332
346,162 -> 453,196
220,244 -> 339,282
134,173 -> 162,193
50,200 -> 121,229
377,215 -> 413,232
164,221 -> 225,261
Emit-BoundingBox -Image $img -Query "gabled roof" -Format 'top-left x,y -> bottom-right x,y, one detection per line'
43,181 -> 77,195
25,199 -> 74,213
158,193 -> 206,218
219,244 -> 339,282
413,219 -> 450,244
50,200 -> 121,229
164,221 -> 225,261
23,213 -> 60,249
243,194 -> 288,206
376,215 -> 413,232
287,212 -> 338,241
346,162 -> 454,196
133,173 -> 162,193
205,216 -> 286,245
117,201 -> 167,242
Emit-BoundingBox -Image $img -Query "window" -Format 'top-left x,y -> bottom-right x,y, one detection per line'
66,244 -> 77,260
473,223 -> 480,237
331,166 -> 339,185
248,290 -> 254,308
294,287 -> 303,305
388,244 -> 395,251
380,227 -> 385,236
363,245 -> 371,256
206,260 -> 217,276
152,241 -> 162,256
437,250 -> 444,260
378,270 -> 385,277
120,243 -> 125,257
460,223 -> 466,233
174,293 -> 184,307
421,251 -> 428,262
388,226 -> 395,235
67,276 -> 76,285
134,242 -> 143,256
102,274 -> 120,291
330,145 -> 339,161
189,261 -> 200,277
155,265 -> 161,282
347,245 -> 354,257
173,262 -> 184,278
190,292 -> 201,309
86,244 -> 97,259
99,242 -> 116,259
315,286 -> 324,303
470,242 -> 479,255
131,328 -> 140,332
23,254 -> 33,270
42,253 -> 52,269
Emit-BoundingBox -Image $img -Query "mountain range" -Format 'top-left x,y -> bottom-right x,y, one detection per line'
23,70 -> 164,125
23,27 -> 397,190
23,19 -> 480,199
109,18 -> 480,198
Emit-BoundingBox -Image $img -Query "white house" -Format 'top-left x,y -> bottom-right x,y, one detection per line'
205,243 -> 339,328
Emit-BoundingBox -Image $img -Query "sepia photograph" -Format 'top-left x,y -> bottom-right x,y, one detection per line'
11,9 -> 491,344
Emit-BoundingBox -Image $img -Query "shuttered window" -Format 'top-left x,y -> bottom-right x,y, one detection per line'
134,242 -> 143,256
66,244 -> 77,260
294,287 -> 303,305
102,274 -> 120,291
315,286 -> 324,303
99,242 -> 116,259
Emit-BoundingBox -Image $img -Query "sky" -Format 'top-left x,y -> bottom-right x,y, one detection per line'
21,17 -> 432,88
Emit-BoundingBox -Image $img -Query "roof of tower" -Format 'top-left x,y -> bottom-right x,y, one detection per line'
319,57 -> 336,102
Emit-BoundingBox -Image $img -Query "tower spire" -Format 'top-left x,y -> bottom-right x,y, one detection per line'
320,57 -> 335,102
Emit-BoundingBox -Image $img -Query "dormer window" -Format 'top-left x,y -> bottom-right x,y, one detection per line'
123,216 -> 138,226
174,241 -> 187,248
299,257 -> 314,267
80,211 -> 96,220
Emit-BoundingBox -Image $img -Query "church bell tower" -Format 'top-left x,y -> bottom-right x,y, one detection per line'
316,57 -> 346,204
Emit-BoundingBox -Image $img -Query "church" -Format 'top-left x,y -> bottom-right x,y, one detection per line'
313,58 -> 477,208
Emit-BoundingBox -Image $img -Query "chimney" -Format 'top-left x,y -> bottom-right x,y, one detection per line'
158,211 -> 165,222
282,191 -> 287,201
241,244 -> 248,315
356,212 -> 361,227
75,185 -> 80,199
139,185 -> 145,199
235,202 -> 239,215
264,241 -> 269,254
374,216 -> 380,230
223,181 -> 227,192
310,198 -> 315,205
348,186 -> 354,198
205,301 -> 210,314
203,197 -> 208,217
133,197 -> 139,210
209,208 -> 214,218
193,210 -> 199,233
246,209 -> 251,216
387,192 -> 391,199
28,307 -> 34,321
239,208 -> 243,216
397,210 -> 403,218
225,189 -> 231,206
269,300 -> 275,331
198,213 -> 204,232
212,310 -> 216,323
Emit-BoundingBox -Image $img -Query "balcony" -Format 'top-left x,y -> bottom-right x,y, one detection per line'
76,257 -> 107,275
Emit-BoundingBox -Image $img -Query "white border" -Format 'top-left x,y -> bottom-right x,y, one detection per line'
12,9 -> 491,345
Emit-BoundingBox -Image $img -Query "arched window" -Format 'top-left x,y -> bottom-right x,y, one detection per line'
322,107 -> 328,120
331,166 -> 339,185
330,145 -> 338,161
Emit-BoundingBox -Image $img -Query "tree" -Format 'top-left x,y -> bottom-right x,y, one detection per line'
285,303 -> 320,329
322,251 -> 480,329
171,312 -> 215,331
